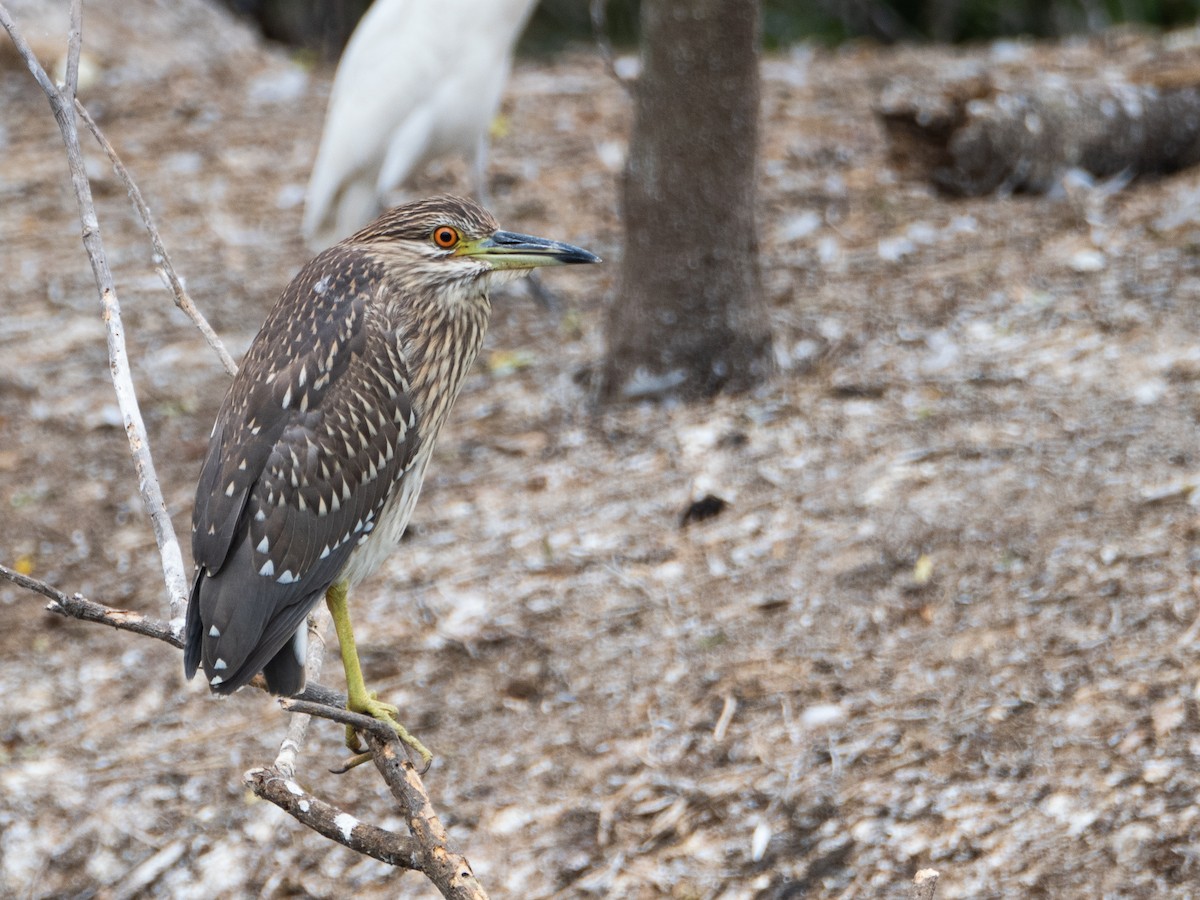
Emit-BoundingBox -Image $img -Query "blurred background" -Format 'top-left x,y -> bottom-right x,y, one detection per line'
219,0 -> 1200,54
5,0 -> 1200,897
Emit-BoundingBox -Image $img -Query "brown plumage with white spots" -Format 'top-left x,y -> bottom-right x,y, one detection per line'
185,196 -> 598,756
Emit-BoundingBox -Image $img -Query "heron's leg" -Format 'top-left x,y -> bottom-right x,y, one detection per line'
325,581 -> 432,766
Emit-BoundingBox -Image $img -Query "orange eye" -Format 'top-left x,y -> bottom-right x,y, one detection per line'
432,225 -> 460,249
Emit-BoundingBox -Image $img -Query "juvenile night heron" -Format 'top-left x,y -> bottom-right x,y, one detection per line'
185,196 -> 598,761
303,0 -> 539,248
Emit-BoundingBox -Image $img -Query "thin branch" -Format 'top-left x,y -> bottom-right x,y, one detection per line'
293,680 -> 349,710
281,698 -> 398,742
0,1 -> 189,625
365,730 -> 487,899
245,766 -> 423,869
64,0 -> 81,102
274,613 -> 330,778
1,564 -> 182,647
3,567 -> 480,891
255,704 -> 488,898
74,99 -> 238,377
0,566 -> 361,706
590,0 -> 635,97
910,868 -> 940,900
281,698 -> 395,775
2,8 -> 489,898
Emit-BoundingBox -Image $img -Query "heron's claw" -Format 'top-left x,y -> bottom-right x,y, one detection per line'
345,691 -> 433,769
329,750 -> 375,774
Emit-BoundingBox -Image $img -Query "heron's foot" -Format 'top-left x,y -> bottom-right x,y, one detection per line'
345,692 -> 433,769
329,750 -> 375,775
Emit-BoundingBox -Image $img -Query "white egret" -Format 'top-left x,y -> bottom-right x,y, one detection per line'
303,0 -> 539,249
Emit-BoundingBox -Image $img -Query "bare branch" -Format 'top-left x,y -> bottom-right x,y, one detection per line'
2,8 -> 489,898
364,731 -> 487,899
0,1 -> 189,624
1,564 -> 182,648
281,698 -> 398,742
293,680 -> 349,710
3,571 -> 488,897
74,99 -> 239,377
279,696 -> 487,895
64,0 -> 81,101
590,0 -> 634,97
910,868 -> 940,900
245,766 -> 423,869
251,709 -> 488,898
0,5 -> 64,101
0,566 -> 361,707
273,613 -> 330,778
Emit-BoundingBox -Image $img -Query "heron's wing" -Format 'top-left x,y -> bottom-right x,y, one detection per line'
186,248 -> 420,693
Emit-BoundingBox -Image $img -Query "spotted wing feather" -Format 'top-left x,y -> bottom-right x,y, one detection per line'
186,248 -> 420,695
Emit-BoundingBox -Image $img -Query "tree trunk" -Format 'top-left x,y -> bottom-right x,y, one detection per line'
601,0 -> 772,401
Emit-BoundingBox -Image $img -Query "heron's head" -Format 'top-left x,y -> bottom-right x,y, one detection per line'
334,195 -> 599,419
349,195 -> 599,297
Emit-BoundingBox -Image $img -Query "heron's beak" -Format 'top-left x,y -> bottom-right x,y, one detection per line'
457,230 -> 601,270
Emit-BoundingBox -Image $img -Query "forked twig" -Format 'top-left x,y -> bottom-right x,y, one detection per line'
590,0 -> 635,97
74,99 -> 239,377
0,563 -> 182,647
258,703 -> 484,896
0,565 -> 356,700
0,0 -> 189,624
1,564 -> 486,896
281,697 -> 399,741
0,5 -> 488,896
245,766 -> 423,868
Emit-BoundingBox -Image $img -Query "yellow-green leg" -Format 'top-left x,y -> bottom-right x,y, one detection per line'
325,581 -> 432,767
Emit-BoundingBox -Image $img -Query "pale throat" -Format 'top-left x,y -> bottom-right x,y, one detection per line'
403,280 -> 492,438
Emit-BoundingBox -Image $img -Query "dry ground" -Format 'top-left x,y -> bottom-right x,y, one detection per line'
3,2 -> 1200,897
